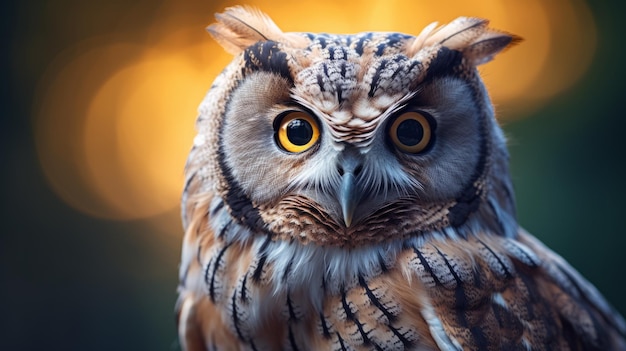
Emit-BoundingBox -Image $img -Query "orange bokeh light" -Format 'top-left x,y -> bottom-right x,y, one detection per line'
33,0 -> 596,222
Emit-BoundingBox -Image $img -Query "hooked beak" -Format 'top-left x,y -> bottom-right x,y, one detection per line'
337,151 -> 364,227
340,171 -> 359,227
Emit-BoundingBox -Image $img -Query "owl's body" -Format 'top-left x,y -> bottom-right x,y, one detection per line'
177,7 -> 626,351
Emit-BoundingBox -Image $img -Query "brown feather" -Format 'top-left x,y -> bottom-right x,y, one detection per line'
207,5 -> 308,55
406,16 -> 521,65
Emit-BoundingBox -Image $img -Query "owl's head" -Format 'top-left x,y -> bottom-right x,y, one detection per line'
186,6 -> 521,247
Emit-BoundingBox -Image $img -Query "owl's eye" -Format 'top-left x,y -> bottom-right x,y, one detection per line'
388,111 -> 433,154
275,111 -> 320,153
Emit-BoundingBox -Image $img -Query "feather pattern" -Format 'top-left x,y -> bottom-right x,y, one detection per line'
177,6 -> 625,351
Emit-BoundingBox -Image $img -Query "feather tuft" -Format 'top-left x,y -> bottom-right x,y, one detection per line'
407,17 -> 521,66
208,6 -> 309,55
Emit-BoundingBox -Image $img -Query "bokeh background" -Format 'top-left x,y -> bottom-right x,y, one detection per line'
3,0 -> 625,349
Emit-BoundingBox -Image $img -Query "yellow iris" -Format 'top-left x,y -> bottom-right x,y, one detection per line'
276,111 -> 320,153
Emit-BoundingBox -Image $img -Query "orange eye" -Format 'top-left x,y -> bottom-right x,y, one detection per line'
276,111 -> 320,153
388,111 -> 433,154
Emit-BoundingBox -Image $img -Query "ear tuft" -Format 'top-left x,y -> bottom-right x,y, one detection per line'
408,17 -> 521,65
463,32 -> 522,66
208,6 -> 308,55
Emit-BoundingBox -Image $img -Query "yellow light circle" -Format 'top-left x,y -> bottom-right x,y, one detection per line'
389,111 -> 432,154
82,50 -> 205,219
34,36 -> 222,220
277,111 -> 320,153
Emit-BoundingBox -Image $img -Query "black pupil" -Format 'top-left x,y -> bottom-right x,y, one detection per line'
396,119 -> 424,146
286,119 -> 313,146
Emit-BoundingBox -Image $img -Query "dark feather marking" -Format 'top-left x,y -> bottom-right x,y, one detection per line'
407,60 -> 421,73
388,56 -> 408,81
345,36 -> 353,47
375,43 -> 386,56
320,312 -> 332,339
435,247 -> 490,350
341,290 -> 381,349
434,247 -> 467,311
217,219 -> 232,239
388,325 -> 414,348
412,246 -> 443,286
282,252 -> 296,283
252,236 -> 272,283
478,239 -> 513,279
230,288 -> 245,340
209,244 -> 231,303
337,61 -> 346,103
424,47 -> 463,82
448,182 -> 481,227
353,32 -> 373,55
210,198 -> 224,216
368,59 -> 389,97
317,36 -> 328,48
204,256 -> 214,285
240,273 -> 248,302
287,290 -> 298,321
358,274 -> 396,322
243,41 -> 292,82
336,85 -> 343,104
288,324 -> 301,351
317,74 -> 326,92
472,266 -> 483,290
336,332 -> 348,351
216,145 -> 265,232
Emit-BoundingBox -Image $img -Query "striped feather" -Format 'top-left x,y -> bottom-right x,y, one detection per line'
208,5 -> 308,55
407,16 -> 521,65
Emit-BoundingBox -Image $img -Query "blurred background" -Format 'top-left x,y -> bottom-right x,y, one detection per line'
2,0 -> 625,349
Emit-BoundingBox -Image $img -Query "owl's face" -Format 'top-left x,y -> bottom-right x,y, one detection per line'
195,11 -> 519,247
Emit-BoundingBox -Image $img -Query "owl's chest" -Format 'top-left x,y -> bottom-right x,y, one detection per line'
201,214 -> 556,351
204,229 -> 444,351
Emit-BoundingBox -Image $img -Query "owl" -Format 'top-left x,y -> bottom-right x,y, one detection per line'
176,6 -> 626,351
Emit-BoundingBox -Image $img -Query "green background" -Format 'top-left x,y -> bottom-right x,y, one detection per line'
3,1 -> 625,350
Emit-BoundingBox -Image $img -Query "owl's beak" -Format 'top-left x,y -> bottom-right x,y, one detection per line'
338,152 -> 363,227
340,171 -> 359,227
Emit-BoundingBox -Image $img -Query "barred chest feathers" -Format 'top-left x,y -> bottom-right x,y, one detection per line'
176,6 -> 626,351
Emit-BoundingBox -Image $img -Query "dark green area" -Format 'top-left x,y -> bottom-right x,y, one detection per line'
2,1 -> 625,350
